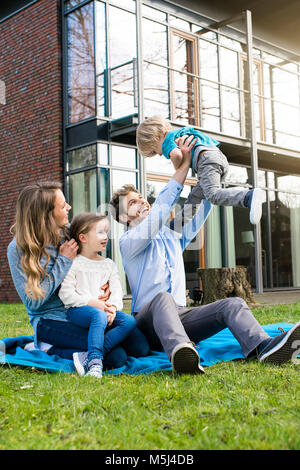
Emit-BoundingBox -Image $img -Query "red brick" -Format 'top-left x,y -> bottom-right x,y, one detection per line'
0,0 -> 63,302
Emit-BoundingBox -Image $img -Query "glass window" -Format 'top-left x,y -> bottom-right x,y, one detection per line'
146,155 -> 175,175
270,192 -> 293,288
232,205 -> 256,287
109,6 -> 136,117
142,5 -> 166,22
219,36 -> 243,52
199,40 -> 220,130
111,146 -> 136,169
143,63 -> 169,117
99,167 -> 110,213
242,59 -> 264,140
68,169 -> 97,217
67,2 -> 95,123
143,19 -> 168,65
220,48 -> 238,88
272,68 -> 299,107
200,82 -> 220,117
65,0 -> 84,11
169,16 -> 190,31
225,165 -> 249,185
111,62 -> 136,117
112,169 -> 137,193
221,87 -> 240,136
95,1 -> 107,117
199,40 -> 218,83
146,154 -> 192,178
110,0 -> 135,11
201,114 -> 220,132
67,145 -> 96,171
196,30 -> 217,42
109,7 -> 136,69
147,179 -> 191,203
277,175 -> 300,198
171,32 -> 198,125
99,143 -> 108,165
274,103 -> 300,136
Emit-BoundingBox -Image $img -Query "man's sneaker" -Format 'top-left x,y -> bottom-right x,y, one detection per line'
244,188 -> 265,225
86,359 -> 103,379
73,351 -> 88,376
171,342 -> 204,374
259,322 -> 300,365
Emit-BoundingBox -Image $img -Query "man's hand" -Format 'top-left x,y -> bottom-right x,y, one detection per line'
59,239 -> 78,260
176,134 -> 196,168
172,135 -> 196,185
98,282 -> 111,301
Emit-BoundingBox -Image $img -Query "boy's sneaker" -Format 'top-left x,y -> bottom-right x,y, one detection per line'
171,342 -> 205,374
86,359 -> 103,379
73,351 -> 88,376
259,322 -> 300,365
244,188 -> 265,225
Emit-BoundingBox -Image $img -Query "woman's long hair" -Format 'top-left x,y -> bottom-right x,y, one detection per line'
10,181 -> 65,300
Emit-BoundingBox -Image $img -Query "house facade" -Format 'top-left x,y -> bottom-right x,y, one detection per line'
1,0 -> 300,302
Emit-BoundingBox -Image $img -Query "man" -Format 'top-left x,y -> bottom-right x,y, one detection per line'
110,136 -> 300,374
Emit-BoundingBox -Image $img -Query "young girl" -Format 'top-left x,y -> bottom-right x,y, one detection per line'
58,213 -> 144,378
7,182 -> 149,375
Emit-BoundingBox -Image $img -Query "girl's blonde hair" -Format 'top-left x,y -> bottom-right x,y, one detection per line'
136,115 -> 172,157
11,181 -> 66,300
70,213 -> 108,252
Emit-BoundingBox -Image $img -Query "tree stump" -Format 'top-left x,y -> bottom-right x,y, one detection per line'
197,267 -> 255,304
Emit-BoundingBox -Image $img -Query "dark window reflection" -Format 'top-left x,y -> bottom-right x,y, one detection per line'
67,2 -> 95,123
271,193 -> 293,288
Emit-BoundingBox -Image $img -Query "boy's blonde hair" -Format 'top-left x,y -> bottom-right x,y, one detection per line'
136,115 -> 172,157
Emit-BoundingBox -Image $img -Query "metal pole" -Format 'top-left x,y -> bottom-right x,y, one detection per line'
245,9 -> 264,293
136,0 -> 146,197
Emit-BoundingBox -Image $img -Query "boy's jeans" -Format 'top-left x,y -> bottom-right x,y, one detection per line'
186,148 -> 249,207
37,308 -> 149,369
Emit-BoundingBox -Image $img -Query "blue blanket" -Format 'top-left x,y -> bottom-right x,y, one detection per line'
0,323 -> 296,375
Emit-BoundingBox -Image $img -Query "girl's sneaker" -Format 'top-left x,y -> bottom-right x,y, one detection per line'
73,351 -> 88,376
86,359 -> 103,379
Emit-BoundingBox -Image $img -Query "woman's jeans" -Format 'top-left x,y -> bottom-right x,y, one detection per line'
37,309 -> 150,370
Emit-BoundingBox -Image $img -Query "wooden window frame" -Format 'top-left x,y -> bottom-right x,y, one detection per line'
169,29 -> 200,127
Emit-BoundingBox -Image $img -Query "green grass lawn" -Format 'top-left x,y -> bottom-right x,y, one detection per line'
0,302 -> 299,450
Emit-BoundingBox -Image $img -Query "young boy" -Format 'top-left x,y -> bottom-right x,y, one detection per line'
136,115 -> 265,224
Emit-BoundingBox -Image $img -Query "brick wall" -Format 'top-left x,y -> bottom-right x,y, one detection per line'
0,0 -> 63,302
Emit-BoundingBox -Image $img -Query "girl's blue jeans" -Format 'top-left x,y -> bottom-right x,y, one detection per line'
37,307 -> 149,370
67,306 -> 137,364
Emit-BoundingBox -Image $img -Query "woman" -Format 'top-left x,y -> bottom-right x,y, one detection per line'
7,181 -> 149,371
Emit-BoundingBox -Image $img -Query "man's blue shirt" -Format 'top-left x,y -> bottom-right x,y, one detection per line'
119,178 -> 212,313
